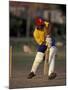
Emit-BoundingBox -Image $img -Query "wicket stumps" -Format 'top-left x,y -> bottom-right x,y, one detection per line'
9,46 -> 13,78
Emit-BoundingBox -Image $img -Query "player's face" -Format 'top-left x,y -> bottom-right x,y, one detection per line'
37,25 -> 45,30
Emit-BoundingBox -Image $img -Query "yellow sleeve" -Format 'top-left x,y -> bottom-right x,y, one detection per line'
33,29 -> 43,45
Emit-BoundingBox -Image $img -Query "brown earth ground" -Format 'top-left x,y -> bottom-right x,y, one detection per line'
9,47 -> 66,89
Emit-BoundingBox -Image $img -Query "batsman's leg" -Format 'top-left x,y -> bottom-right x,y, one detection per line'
31,52 -> 44,73
28,52 -> 44,79
48,46 -> 57,79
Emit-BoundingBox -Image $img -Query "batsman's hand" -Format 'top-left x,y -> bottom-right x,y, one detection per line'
46,35 -> 52,48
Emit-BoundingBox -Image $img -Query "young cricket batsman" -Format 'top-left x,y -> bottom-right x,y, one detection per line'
27,17 -> 57,79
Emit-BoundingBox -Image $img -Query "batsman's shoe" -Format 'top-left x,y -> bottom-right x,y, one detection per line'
27,72 -> 36,79
48,72 -> 57,80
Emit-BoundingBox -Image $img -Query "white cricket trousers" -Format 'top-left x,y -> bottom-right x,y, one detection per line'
31,52 -> 44,74
48,46 -> 57,76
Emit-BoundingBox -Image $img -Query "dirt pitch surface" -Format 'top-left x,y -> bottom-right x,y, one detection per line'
9,49 -> 66,89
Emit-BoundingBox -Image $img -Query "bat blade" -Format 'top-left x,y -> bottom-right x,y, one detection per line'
44,60 -> 49,76
44,49 -> 49,76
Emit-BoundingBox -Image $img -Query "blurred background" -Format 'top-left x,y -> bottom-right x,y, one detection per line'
9,1 -> 66,53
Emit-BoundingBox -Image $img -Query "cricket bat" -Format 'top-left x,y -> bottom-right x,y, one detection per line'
44,48 -> 49,76
44,12 -> 51,76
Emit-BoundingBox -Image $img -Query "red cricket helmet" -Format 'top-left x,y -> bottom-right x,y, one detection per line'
35,17 -> 45,26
